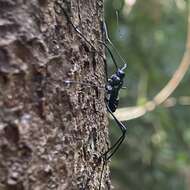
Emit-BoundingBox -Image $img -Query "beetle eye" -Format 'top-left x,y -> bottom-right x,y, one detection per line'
117,69 -> 125,78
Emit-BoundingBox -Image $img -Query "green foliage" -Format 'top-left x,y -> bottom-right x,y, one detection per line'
104,0 -> 190,189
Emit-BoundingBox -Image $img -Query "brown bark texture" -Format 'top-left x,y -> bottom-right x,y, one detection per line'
0,0 -> 110,190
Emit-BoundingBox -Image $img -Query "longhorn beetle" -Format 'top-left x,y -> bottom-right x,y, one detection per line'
55,2 -> 128,189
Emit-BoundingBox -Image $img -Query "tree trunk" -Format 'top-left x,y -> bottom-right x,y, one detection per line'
0,0 -> 110,190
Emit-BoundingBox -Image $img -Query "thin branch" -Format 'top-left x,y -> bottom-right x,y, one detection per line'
115,96 -> 190,121
114,7 -> 190,121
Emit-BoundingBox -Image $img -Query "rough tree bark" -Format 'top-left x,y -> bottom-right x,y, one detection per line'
0,0 -> 110,190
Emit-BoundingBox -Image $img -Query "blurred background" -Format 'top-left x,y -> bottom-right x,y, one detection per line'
104,0 -> 190,189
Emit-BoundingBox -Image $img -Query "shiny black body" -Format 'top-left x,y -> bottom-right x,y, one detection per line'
106,64 -> 127,112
